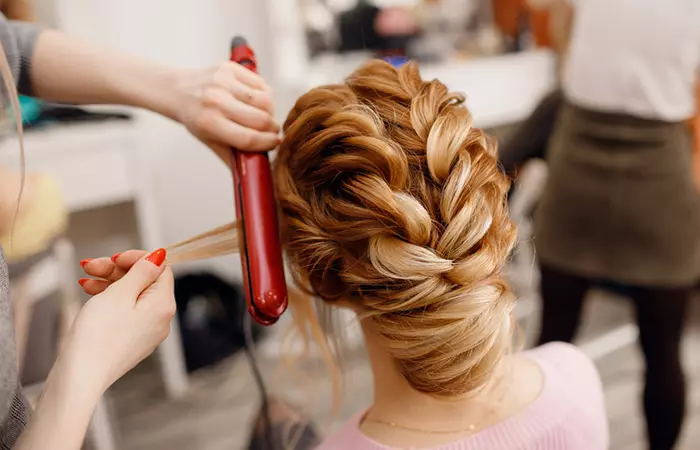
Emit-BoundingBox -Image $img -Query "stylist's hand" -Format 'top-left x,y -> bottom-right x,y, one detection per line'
175,62 -> 280,162
79,250 -> 149,295
60,249 -> 175,395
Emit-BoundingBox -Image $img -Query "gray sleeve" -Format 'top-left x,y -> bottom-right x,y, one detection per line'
0,249 -> 31,447
0,388 -> 30,450
0,14 -> 42,96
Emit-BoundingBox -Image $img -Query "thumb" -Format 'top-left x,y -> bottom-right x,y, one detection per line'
111,248 -> 167,300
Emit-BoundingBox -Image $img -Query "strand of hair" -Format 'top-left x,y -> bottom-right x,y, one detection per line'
167,221 -> 239,250
165,222 -> 240,264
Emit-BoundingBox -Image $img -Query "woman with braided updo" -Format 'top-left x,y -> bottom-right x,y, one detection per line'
272,60 -> 608,450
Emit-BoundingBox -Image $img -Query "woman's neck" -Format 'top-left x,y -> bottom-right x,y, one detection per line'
359,319 -> 544,447
361,321 -> 501,432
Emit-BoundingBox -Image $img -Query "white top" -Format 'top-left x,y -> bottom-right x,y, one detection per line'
563,0 -> 700,121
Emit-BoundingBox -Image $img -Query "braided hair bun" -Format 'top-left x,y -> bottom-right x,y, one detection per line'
274,60 -> 516,397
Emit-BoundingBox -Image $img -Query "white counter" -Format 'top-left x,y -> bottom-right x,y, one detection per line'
283,50 -> 557,129
421,51 -> 557,128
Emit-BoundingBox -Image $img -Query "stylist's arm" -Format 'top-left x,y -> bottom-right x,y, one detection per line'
14,249 -> 174,450
29,30 -> 280,159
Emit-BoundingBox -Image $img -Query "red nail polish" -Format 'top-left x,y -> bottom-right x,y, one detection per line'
111,252 -> 122,263
80,258 -> 93,268
78,278 -> 89,287
145,248 -> 167,267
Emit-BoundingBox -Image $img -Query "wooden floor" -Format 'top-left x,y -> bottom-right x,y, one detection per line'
105,287 -> 700,450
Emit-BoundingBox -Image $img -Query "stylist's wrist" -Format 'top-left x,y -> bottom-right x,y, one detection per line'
43,353 -> 104,416
16,351 -> 104,450
52,342 -> 111,401
124,63 -> 187,123
155,67 -> 196,123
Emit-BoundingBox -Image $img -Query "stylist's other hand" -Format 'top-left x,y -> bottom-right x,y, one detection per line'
79,250 -> 148,295
61,249 -> 175,395
176,62 -> 280,162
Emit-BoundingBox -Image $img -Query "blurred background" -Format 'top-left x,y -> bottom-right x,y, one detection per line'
1,0 -> 698,449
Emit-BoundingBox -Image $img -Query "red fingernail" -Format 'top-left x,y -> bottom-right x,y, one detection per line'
145,248 -> 167,267
80,258 -> 93,268
78,278 -> 89,287
111,252 -> 122,263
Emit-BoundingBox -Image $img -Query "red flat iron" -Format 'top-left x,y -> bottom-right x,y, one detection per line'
229,36 -> 287,325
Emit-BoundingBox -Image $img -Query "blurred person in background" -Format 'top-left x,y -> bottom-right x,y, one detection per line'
534,1 -> 700,449
337,0 -> 419,57
0,6 -> 280,449
498,0 -> 573,178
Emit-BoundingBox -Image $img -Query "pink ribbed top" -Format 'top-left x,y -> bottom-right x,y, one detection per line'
316,343 -> 609,450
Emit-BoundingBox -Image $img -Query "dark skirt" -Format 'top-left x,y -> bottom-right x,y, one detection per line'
534,102 -> 700,287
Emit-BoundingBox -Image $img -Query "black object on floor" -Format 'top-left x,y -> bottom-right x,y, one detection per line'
173,273 -> 265,372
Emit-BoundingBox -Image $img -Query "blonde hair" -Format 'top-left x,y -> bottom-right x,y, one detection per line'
272,60 -> 517,397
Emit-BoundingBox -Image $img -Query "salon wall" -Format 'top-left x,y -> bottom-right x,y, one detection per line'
55,0 -> 283,281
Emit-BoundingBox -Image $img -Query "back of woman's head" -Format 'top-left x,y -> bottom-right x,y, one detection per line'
274,60 -> 516,397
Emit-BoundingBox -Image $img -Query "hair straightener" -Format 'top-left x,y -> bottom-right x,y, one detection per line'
229,36 -> 288,326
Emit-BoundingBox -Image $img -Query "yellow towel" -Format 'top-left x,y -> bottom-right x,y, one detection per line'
0,174 -> 68,264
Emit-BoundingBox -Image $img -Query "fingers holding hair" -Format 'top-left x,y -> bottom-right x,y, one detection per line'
78,278 -> 110,296
110,250 -> 148,270
82,249 -> 167,300
85,249 -> 146,272
135,264 -> 175,318
110,248 -> 168,299
79,250 -> 173,309
80,250 -> 148,295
